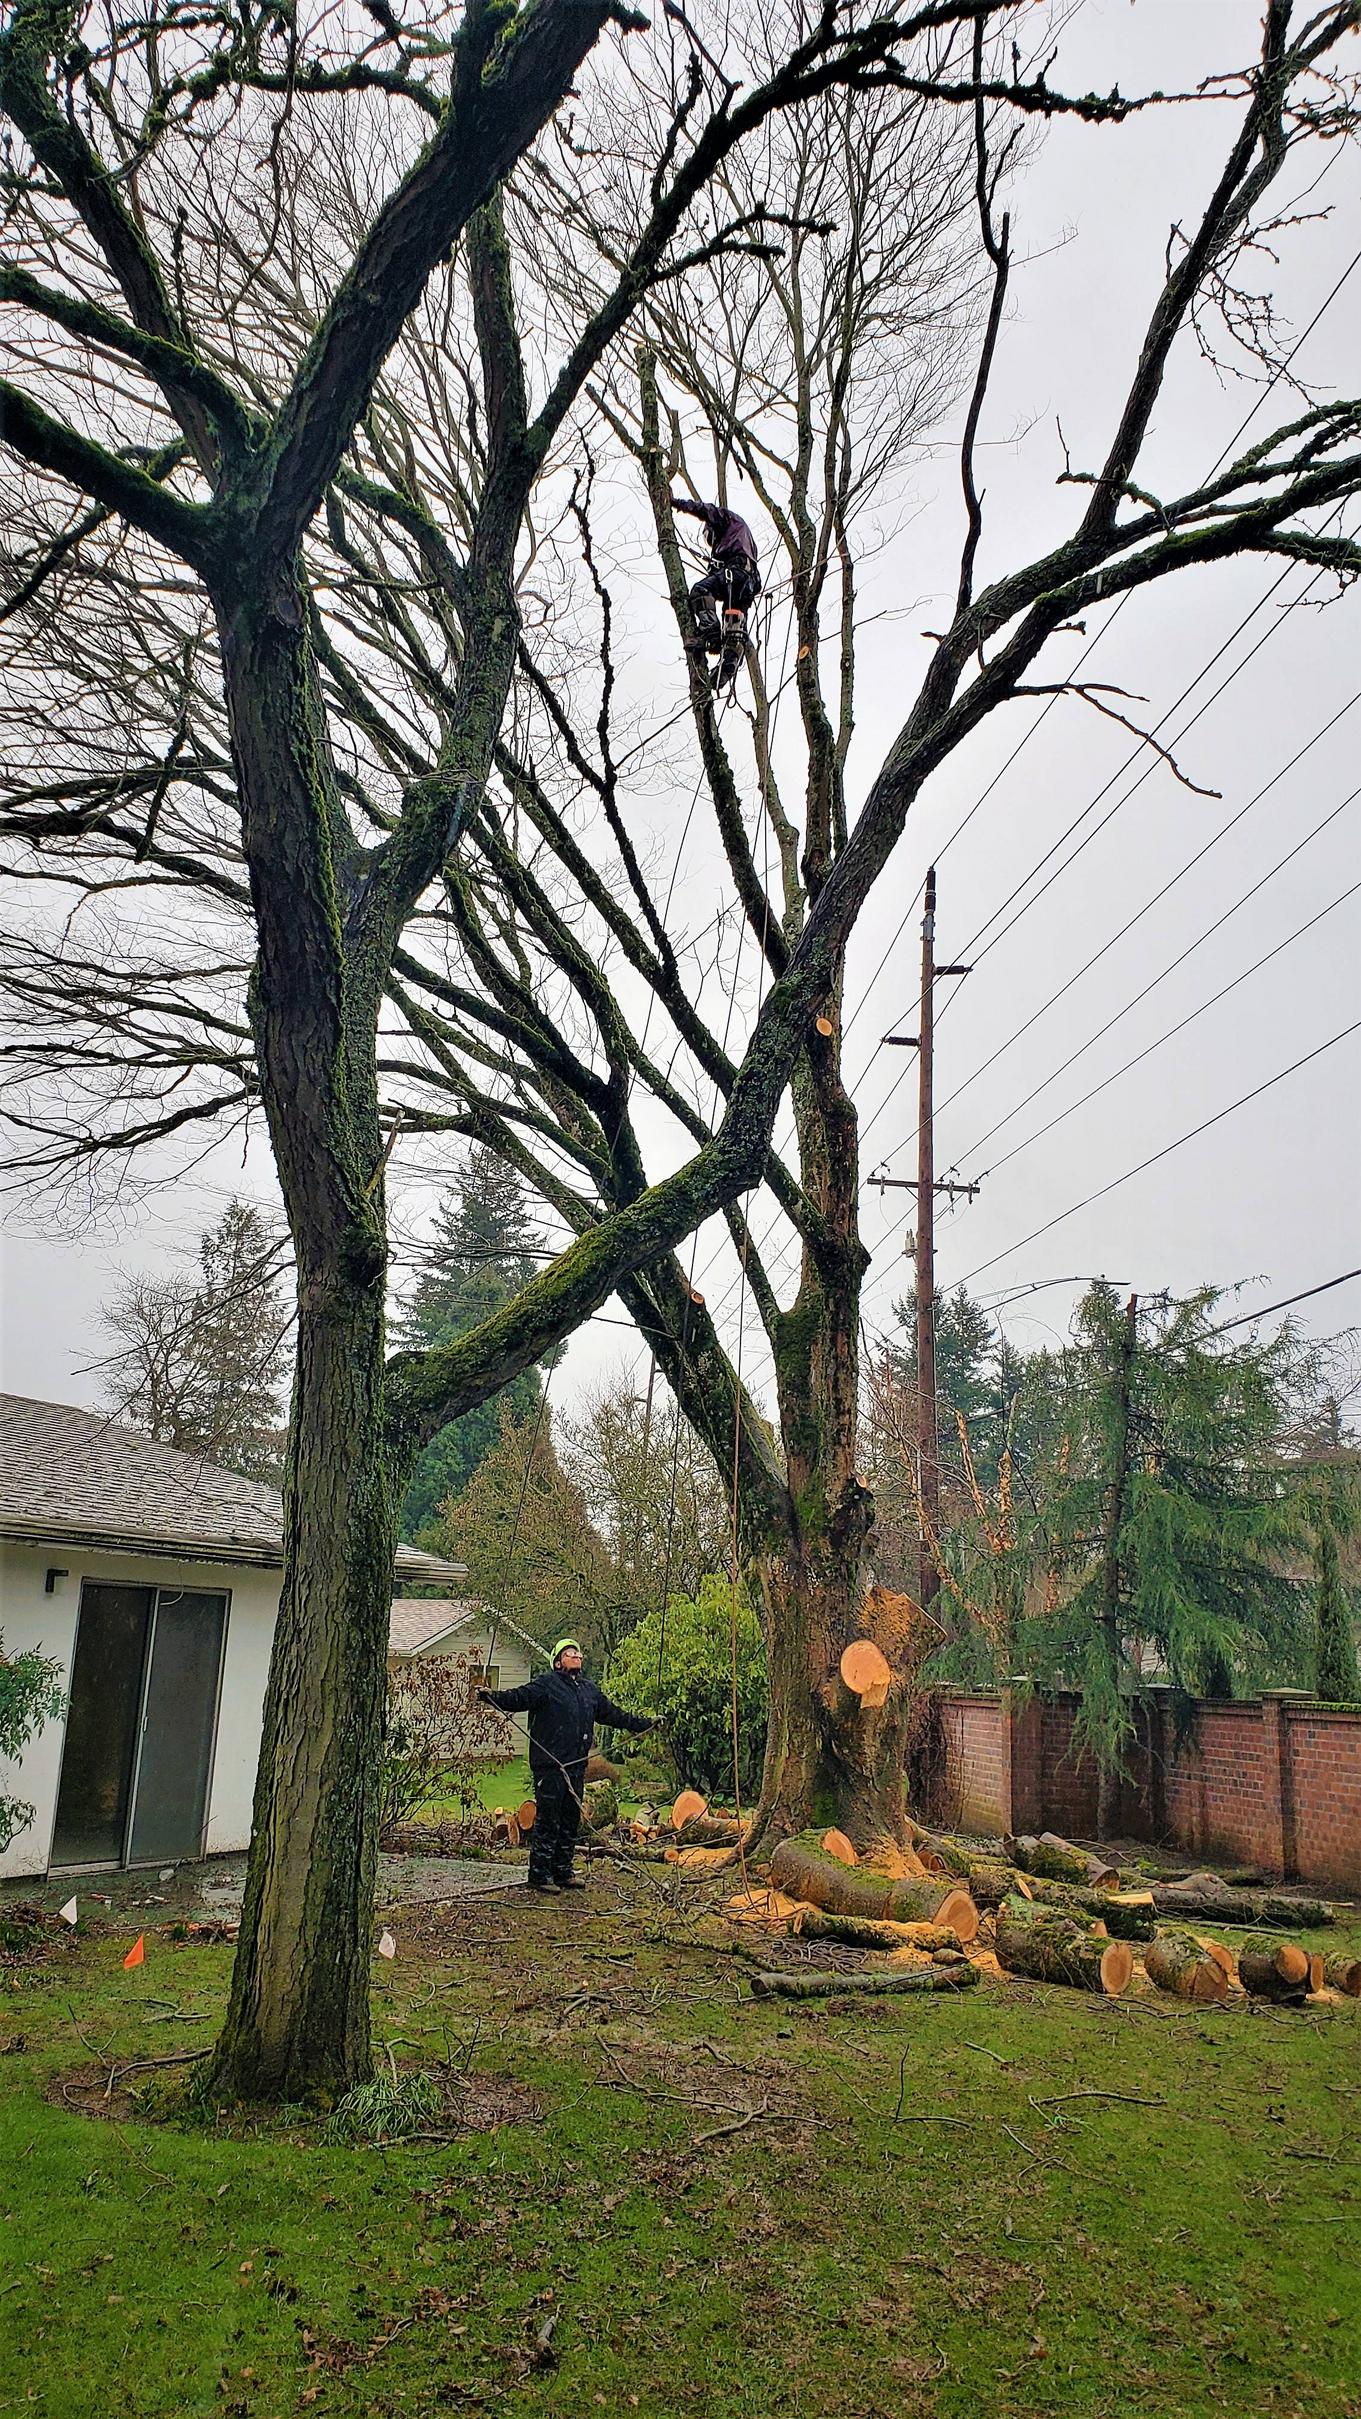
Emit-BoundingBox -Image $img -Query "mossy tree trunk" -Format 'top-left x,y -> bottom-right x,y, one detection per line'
202,577 -> 409,2102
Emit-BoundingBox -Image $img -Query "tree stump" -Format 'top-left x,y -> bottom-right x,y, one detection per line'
995,1897 -> 1133,1994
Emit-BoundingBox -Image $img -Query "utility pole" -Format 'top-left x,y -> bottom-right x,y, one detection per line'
873,866 -> 975,1613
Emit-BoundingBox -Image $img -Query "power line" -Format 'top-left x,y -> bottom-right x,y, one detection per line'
841,677 -> 1361,1325
859,566 -> 1356,1164
947,1019 -> 1361,1292
972,875 -> 1361,1183
838,229 -> 1361,1067
1210,1271 -> 1361,1335
953,783 -> 1361,1168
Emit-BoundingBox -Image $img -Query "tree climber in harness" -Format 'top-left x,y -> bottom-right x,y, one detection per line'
672,493 -> 761,691
478,1639 -> 655,1894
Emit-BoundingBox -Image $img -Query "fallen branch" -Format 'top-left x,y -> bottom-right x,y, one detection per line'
747,1963 -> 979,2002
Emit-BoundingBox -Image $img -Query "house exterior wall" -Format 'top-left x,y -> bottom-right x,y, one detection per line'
926,1685 -> 1361,1895
413,1629 -> 531,1695
0,1539 -> 279,1878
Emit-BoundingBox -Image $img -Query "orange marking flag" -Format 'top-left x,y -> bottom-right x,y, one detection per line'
122,1935 -> 146,1969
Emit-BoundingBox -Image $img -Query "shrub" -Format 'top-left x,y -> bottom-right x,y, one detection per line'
607,1578 -> 766,1800
380,1652 -> 509,1831
0,1636 -> 63,1857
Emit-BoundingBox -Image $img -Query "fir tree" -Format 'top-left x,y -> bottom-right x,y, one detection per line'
397,1150 -> 544,1540
1026,1285 -> 1322,1789
1312,1520 -> 1360,1703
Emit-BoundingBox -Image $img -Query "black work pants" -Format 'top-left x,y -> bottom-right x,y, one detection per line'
529,1758 -> 585,1883
689,560 -> 760,647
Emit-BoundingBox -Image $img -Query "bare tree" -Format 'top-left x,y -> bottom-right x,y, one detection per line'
557,1367 -> 733,1635
1,0 -> 1128,2097
91,1200 -> 292,1480
333,0 -> 1361,1856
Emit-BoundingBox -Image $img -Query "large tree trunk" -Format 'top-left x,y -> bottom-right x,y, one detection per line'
205,583 -> 400,2103
758,1550 -> 923,1851
205,1257 -> 395,2102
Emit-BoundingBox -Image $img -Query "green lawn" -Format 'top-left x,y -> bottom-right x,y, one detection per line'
2,1880 -> 1358,2418
419,1758 -> 647,1821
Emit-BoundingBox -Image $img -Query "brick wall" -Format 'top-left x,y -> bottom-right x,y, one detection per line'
1289,1709 -> 1361,1890
1159,1702 -> 1274,1870
926,1688 -> 1361,1896
938,1695 -> 1010,1835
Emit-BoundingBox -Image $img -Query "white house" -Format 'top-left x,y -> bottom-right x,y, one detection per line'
388,1597 -> 531,1697
0,1393 -> 468,1880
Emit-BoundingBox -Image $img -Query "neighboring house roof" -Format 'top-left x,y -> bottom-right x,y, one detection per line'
388,1597 -> 489,1658
0,1394 -> 467,1588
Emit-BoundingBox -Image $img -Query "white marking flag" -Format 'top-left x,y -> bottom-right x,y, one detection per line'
377,1929 -> 397,1960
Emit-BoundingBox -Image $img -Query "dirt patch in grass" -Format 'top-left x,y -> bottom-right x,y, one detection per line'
45,2059 -> 147,2123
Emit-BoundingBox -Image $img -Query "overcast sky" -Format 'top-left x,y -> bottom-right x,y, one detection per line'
2,0 -> 1358,1429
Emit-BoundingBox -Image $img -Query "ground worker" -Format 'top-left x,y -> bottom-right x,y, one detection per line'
478,1639 -> 655,1894
671,493 -> 761,663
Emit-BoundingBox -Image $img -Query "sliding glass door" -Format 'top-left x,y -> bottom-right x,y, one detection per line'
51,1582 -> 229,1868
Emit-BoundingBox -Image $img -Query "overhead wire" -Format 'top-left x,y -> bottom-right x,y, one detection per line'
1209,1271 -> 1361,1335
951,781 -> 1361,1170
963,871 -> 1361,1185
839,226 -> 1361,1067
947,1017 -> 1361,1293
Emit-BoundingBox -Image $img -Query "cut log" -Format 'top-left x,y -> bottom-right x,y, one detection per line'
1237,1940 -> 1318,2003
819,1828 -> 858,1867
839,1638 -> 892,1699
995,1898 -> 1133,1995
675,1814 -> 744,1847
1006,1832 -> 1119,1889
1149,1872 -> 1333,1929
919,1837 -> 1032,1906
788,1908 -> 962,1953
747,1962 -> 979,2002
515,1800 -> 536,1833
1196,1936 -> 1236,1980
671,1789 -> 708,1831
768,1836 -> 978,1943
1323,1954 -> 1361,1997
1143,1929 -> 1231,2004
1023,1878 -> 1156,1940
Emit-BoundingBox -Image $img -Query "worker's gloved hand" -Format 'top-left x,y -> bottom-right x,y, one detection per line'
475,1687 -> 492,1704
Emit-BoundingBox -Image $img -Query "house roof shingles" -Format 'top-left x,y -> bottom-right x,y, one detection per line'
0,1393 -> 466,1588
388,1598 -> 483,1657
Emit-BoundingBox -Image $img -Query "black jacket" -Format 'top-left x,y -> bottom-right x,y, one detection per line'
481,1669 -> 651,1773
672,496 -> 759,566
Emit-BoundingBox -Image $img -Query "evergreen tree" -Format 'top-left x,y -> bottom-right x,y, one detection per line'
397,1150 -> 544,1541
1025,1285 -> 1323,1788
1312,1521 -> 1360,1703
428,1404 -> 616,1655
